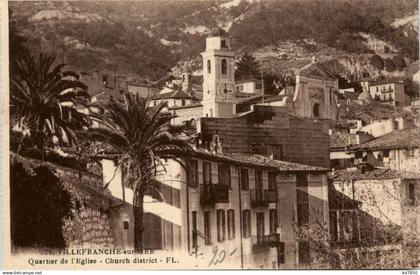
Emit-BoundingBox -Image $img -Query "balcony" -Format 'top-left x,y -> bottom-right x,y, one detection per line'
252,233 -> 281,252
250,189 -> 278,207
200,184 -> 229,206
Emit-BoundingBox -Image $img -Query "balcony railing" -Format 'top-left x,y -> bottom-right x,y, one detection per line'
250,189 -> 278,207
252,233 -> 281,251
200,184 -> 229,206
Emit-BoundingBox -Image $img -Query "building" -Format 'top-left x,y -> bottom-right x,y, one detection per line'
329,167 -> 420,268
103,139 -> 330,268
199,105 -> 331,169
235,79 -> 263,95
329,132 -> 373,170
355,115 -> 415,138
369,80 -> 408,108
127,81 -> 158,98
151,84 -> 195,109
201,28 -> 237,118
291,57 -> 339,121
350,128 -> 420,173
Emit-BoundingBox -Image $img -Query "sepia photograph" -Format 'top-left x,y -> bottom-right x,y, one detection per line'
3,0 -> 420,271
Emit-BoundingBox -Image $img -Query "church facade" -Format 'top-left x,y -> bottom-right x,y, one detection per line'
291,59 -> 339,121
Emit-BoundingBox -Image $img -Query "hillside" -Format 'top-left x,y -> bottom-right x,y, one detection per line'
9,0 -> 419,81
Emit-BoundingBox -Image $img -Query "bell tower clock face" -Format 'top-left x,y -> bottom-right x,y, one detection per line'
217,83 -> 234,98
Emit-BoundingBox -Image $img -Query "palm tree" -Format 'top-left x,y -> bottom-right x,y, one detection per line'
10,47 -> 91,157
87,93 -> 191,250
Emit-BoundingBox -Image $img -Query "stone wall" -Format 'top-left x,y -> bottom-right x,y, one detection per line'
55,163 -> 115,248
11,153 -> 116,249
62,205 -> 114,248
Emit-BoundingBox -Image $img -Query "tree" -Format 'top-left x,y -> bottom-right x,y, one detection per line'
10,47 -> 91,158
87,93 -> 191,249
235,52 -> 260,81
392,55 -> 407,71
370,54 -> 384,71
10,159 -> 75,249
263,73 -> 295,95
384,58 -> 395,72
403,79 -> 419,99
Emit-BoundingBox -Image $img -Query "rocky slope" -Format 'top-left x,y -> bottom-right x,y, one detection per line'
9,0 -> 419,82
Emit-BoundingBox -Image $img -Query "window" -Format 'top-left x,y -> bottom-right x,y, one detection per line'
102,75 -> 108,85
192,211 -> 197,248
242,209 -> 251,238
383,150 -> 390,158
240,168 -> 249,190
189,160 -> 199,187
221,39 -> 227,48
203,161 -> 212,185
407,148 -> 415,157
408,182 -> 415,200
277,243 -> 285,264
217,209 -> 226,242
221,59 -> 227,75
218,164 -> 231,187
313,103 -> 320,118
123,221 -> 129,230
207,60 -> 211,74
297,189 -> 309,226
256,212 -> 265,241
296,173 -> 308,187
273,145 -> 283,160
298,241 -> 311,264
255,169 -> 263,189
143,213 -> 162,249
269,209 -> 277,234
227,209 -> 235,240
268,172 -> 277,190
204,211 -> 211,245
182,99 -> 186,106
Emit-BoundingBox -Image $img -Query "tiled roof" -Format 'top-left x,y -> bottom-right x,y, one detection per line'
226,153 -> 328,172
329,167 -> 420,181
330,133 -> 351,150
153,88 -> 193,100
189,150 -> 327,172
352,128 -> 420,151
369,78 -> 405,86
339,102 -> 399,122
170,102 -> 203,110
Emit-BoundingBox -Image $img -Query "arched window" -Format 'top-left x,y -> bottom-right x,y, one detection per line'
207,60 -> 211,74
221,59 -> 227,75
313,103 -> 320,118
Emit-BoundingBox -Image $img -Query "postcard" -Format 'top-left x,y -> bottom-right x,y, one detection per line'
3,0 -> 420,271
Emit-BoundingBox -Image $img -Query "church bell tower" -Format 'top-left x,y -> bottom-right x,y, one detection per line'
201,28 -> 236,118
